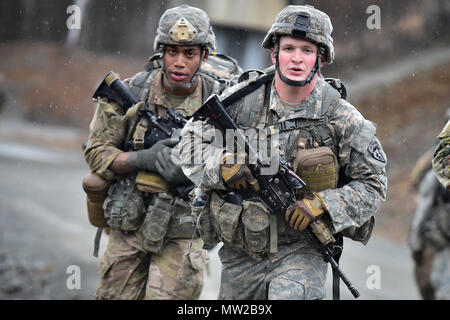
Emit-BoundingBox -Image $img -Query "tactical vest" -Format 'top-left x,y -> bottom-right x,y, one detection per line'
125,69 -> 225,151
229,69 -> 342,172
198,69 -> 373,258
102,69 -> 228,254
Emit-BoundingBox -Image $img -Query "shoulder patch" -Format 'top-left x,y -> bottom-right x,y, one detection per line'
368,140 -> 386,163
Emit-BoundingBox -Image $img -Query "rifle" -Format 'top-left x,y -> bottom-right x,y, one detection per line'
193,94 -> 360,299
93,71 -> 186,144
92,71 -> 194,199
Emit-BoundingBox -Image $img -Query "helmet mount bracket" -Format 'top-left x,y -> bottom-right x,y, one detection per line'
292,12 -> 309,38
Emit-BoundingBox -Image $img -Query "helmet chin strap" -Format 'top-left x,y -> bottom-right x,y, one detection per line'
161,46 -> 206,92
274,41 -> 321,87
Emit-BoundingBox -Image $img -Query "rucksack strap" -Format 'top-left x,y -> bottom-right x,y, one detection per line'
93,227 -> 103,257
222,72 -> 275,107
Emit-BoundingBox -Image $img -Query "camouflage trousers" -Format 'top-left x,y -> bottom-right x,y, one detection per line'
413,245 -> 450,300
94,228 -> 207,300
218,244 -> 327,300
430,247 -> 450,299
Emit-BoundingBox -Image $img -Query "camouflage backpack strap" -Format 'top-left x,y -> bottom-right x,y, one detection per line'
128,70 -> 157,101
125,70 -> 159,149
316,78 -> 344,156
200,72 -> 228,102
268,78 -> 344,160
231,69 -> 275,128
200,52 -> 243,87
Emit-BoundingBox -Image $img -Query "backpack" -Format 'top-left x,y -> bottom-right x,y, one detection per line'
144,51 -> 243,86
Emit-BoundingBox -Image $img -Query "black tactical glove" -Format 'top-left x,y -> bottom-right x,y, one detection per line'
136,138 -> 178,172
154,138 -> 189,184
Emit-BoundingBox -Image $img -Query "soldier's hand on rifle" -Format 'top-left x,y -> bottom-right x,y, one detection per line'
154,138 -> 189,184
285,192 -> 328,231
220,153 -> 260,192
136,138 -> 179,172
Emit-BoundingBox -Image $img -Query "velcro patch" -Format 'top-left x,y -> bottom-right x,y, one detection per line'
368,140 -> 386,163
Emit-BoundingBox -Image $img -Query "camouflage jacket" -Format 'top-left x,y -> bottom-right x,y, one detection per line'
433,120 -> 450,190
180,75 -> 388,240
84,69 -> 225,180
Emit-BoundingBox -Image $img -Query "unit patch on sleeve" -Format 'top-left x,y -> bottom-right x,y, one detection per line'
368,140 -> 386,163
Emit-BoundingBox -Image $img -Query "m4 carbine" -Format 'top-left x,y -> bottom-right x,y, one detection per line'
92,71 -> 194,199
93,71 -> 185,147
193,94 -> 360,299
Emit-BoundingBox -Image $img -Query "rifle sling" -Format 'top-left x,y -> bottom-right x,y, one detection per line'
93,227 -> 103,258
221,72 -> 275,107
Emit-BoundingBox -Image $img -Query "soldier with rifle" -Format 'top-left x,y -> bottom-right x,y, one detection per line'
179,5 -> 387,300
409,110 -> 450,299
82,5 -> 237,299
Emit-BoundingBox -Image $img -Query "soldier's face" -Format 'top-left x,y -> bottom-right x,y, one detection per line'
163,45 -> 206,85
271,36 -> 318,83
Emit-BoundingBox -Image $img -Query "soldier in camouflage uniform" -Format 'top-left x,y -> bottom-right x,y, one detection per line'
433,118 -> 450,191
409,112 -> 450,299
179,5 -> 387,299
84,5 -> 231,300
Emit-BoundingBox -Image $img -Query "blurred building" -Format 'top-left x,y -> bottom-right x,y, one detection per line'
197,0 -> 286,69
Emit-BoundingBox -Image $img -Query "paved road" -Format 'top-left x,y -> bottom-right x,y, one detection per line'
200,235 -> 422,300
0,122 -> 421,299
2,40 -> 449,301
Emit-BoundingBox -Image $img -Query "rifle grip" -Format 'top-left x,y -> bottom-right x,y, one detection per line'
310,219 -> 335,245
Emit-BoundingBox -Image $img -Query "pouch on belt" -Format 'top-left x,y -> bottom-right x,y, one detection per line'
190,193 -> 219,249
135,170 -> 169,193
242,200 -> 270,253
82,172 -> 111,228
142,194 -> 173,253
214,198 -> 242,244
103,176 -> 146,231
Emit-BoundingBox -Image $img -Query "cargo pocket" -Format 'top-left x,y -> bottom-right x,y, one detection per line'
215,201 -> 242,244
191,202 -> 219,249
188,245 -> 207,272
142,199 -> 173,253
179,241 -> 206,300
166,199 -> 195,239
242,200 -> 270,253
94,255 -> 116,299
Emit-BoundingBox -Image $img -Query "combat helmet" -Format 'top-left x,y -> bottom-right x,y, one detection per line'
262,5 -> 334,87
153,5 -> 216,91
154,5 -> 216,52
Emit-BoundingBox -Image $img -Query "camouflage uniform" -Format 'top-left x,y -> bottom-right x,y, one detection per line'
84,5 -> 231,300
433,119 -> 450,191
410,117 -> 450,300
180,5 -> 387,300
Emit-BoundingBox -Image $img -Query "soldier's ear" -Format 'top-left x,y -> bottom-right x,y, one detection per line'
202,49 -> 209,62
270,48 -> 276,64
